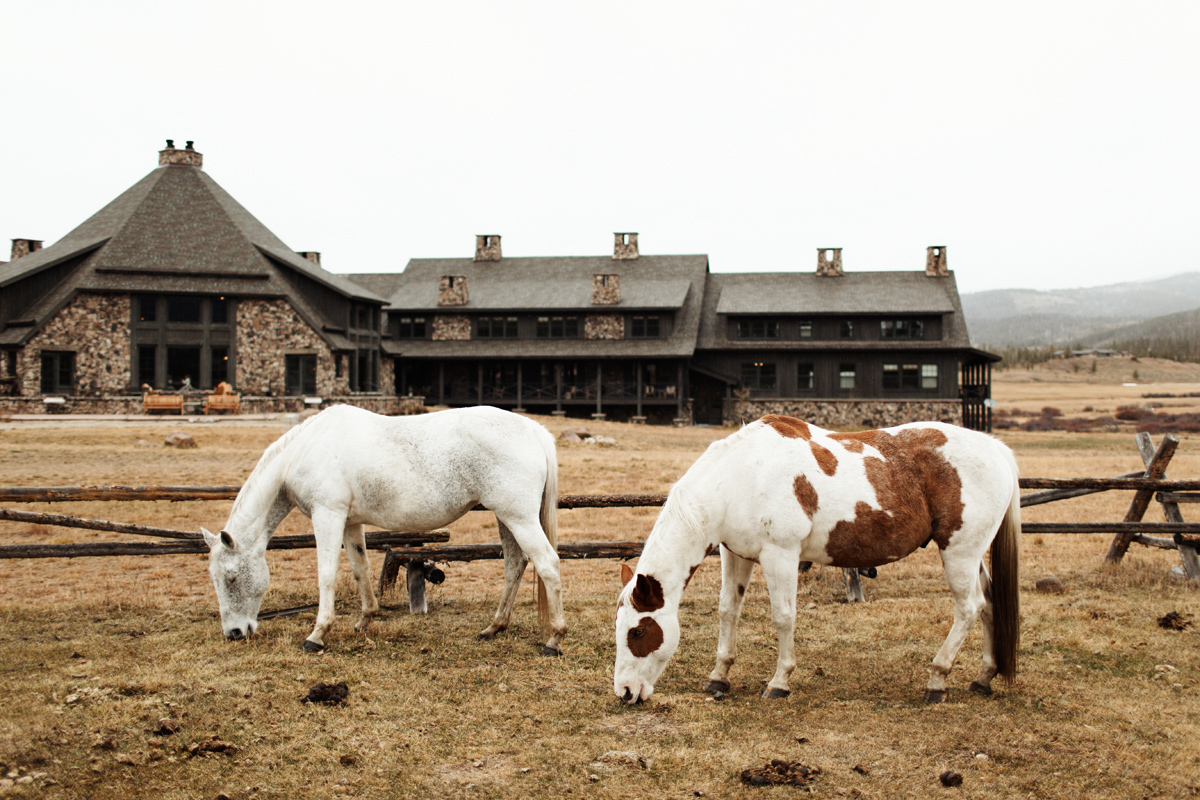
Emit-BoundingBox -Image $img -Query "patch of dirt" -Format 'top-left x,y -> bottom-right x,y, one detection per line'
740,759 -> 821,787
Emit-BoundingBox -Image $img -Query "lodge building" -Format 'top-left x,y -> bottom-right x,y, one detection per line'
0,142 -> 997,430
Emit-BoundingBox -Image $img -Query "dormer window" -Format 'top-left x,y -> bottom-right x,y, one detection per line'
630,315 -> 661,338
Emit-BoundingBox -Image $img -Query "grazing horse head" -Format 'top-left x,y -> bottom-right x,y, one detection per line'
202,527 -> 270,641
614,562 -> 681,704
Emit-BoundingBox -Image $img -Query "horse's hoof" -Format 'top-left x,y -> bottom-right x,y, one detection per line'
540,645 -> 563,657
967,681 -> 994,696
923,688 -> 949,704
703,680 -> 731,695
764,688 -> 791,700
302,640 -> 325,652
477,631 -> 496,641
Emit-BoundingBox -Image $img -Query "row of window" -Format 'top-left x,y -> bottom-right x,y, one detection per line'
37,351 -> 376,395
740,362 -> 939,393
735,318 -> 925,340
398,315 -> 664,340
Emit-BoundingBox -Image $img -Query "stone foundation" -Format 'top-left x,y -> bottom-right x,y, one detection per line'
0,394 -> 426,416
726,398 -> 963,429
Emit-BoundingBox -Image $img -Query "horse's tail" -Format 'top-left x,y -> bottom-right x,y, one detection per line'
991,448 -> 1022,683
536,426 -> 560,629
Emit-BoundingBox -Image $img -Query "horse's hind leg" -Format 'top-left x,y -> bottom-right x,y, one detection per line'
925,551 -> 988,703
968,564 -> 998,696
342,523 -> 380,632
479,521 -> 528,641
498,514 -> 566,656
759,548 -> 801,699
706,547 -> 754,695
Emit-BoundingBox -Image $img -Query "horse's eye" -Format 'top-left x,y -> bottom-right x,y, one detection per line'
631,627 -> 645,638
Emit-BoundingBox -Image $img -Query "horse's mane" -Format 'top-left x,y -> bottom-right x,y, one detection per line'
228,414 -> 321,525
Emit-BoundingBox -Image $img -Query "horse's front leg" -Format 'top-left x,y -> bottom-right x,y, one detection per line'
758,548 -> 801,699
342,523 -> 380,632
303,508 -> 347,651
705,546 -> 754,695
479,521 -> 528,640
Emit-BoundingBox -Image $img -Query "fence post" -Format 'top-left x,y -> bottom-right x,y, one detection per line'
1105,433 -> 1179,564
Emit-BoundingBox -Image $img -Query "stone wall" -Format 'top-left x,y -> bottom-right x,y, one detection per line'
726,398 -> 963,429
585,314 -> 624,340
613,232 -> 639,260
236,299 -> 349,396
19,293 -> 131,396
432,315 -> 471,341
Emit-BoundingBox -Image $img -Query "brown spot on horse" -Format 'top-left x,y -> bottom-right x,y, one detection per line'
630,573 -> 666,613
825,428 -> 965,568
763,415 -> 811,440
683,562 -> 702,589
627,616 -> 665,657
793,475 -> 819,518
810,442 -> 838,476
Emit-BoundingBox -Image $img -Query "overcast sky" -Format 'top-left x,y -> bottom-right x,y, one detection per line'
3,2 -> 1197,295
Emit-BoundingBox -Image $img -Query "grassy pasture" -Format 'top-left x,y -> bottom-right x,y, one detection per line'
1,387 -> 1199,799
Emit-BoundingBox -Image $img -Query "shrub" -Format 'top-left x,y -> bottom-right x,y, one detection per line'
1041,406 -> 1062,418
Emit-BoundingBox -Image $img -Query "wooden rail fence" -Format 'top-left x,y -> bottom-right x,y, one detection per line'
0,432 -> 1197,587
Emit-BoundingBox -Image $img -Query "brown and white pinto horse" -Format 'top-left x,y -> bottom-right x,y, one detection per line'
614,414 -> 1021,704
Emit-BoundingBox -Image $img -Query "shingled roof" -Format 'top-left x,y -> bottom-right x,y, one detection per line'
375,253 -> 710,359
0,143 -> 384,347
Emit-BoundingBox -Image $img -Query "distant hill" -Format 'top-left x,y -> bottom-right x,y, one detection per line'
961,272 -> 1200,349
1085,307 -> 1200,362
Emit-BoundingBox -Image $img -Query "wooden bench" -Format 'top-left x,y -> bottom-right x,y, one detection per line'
141,387 -> 183,415
203,393 -> 239,415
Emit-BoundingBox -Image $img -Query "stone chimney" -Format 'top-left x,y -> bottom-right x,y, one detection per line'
474,235 -> 501,262
816,248 -> 843,277
158,139 -> 203,168
613,232 -> 639,260
297,251 -> 321,267
925,246 -> 949,277
592,273 -> 621,304
438,275 -> 469,306
10,239 -> 43,260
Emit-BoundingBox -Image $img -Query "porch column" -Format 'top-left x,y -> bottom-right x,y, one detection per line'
555,362 -> 563,412
596,361 -> 603,415
477,362 -> 483,404
438,362 -> 445,405
516,362 -> 523,410
677,362 -> 684,418
636,359 -> 643,417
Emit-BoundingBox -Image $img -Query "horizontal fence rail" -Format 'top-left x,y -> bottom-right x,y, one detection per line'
0,530 -> 449,559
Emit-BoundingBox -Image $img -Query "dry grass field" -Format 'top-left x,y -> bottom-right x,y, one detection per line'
1,379 -> 1199,799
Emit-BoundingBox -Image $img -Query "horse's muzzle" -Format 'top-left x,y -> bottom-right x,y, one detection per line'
227,626 -> 252,641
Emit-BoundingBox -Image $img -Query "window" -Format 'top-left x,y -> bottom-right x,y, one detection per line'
838,363 -> 857,390
798,321 -> 813,338
839,321 -> 855,339
40,351 -> 75,394
631,316 -> 661,338
536,316 -> 579,339
211,297 -> 229,324
137,295 -> 157,322
883,363 -> 938,391
167,296 -> 202,323
883,363 -> 920,390
740,362 -> 777,392
167,347 -> 201,389
398,317 -> 426,338
797,363 -> 814,390
881,319 -> 924,339
477,316 -> 519,338
736,319 -> 780,339
211,347 -> 229,385
286,354 -> 317,395
137,346 -> 156,386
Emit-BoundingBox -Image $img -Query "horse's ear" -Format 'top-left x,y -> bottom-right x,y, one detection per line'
632,573 -> 666,612
620,562 -> 634,587
201,527 -> 218,550
219,530 -> 236,550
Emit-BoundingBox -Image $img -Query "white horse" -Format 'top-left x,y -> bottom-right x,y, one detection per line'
614,414 -> 1020,704
203,404 -> 566,655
